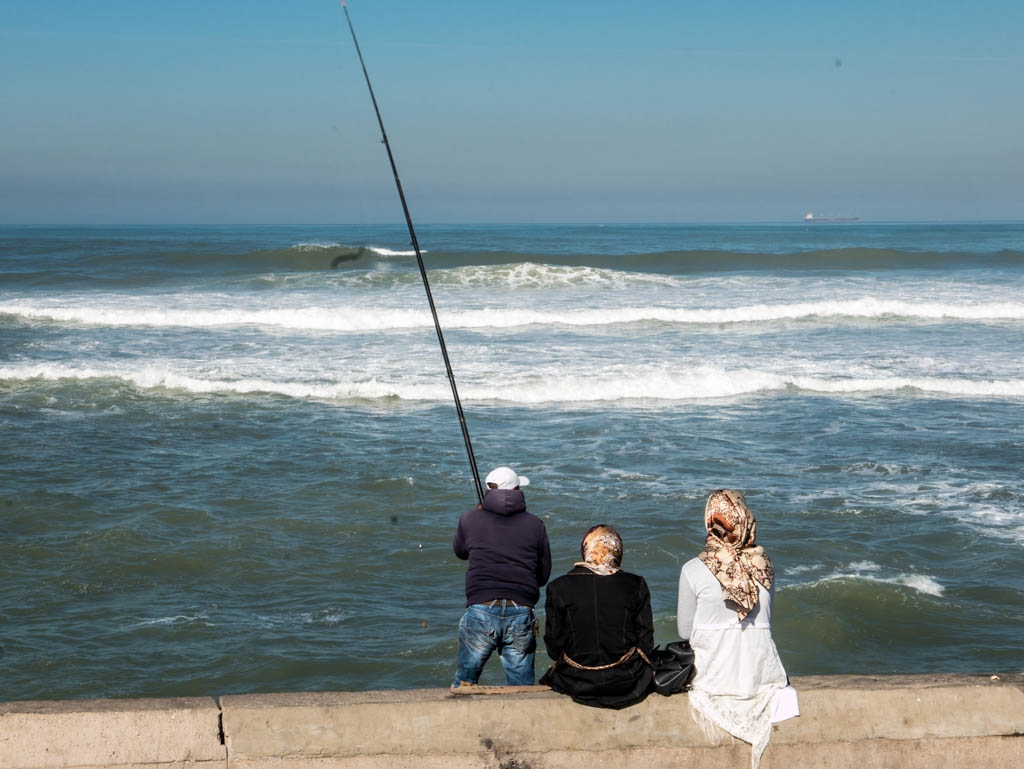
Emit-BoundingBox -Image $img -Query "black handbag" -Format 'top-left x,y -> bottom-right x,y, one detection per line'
651,640 -> 695,696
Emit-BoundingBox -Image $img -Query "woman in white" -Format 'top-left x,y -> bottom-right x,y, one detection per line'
677,489 -> 798,769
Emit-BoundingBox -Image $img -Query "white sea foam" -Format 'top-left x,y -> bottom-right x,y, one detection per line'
4,362 -> 1024,403
0,363 -> 787,402
289,242 -> 416,257
367,246 -> 417,257
784,563 -> 825,575
4,297 -> 1023,332
939,490 -> 1024,546
302,609 -> 349,626
292,241 -> 341,250
255,609 -> 350,628
800,561 -> 945,597
0,302 -> 433,332
130,614 -> 211,628
789,376 -> 1024,398
847,560 -> 881,572
892,479 -> 1024,542
897,574 -> 945,596
447,262 -> 668,288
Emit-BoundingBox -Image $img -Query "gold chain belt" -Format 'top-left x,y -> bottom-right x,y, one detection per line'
560,646 -> 653,671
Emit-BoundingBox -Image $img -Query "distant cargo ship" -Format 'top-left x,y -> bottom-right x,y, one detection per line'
804,212 -> 860,222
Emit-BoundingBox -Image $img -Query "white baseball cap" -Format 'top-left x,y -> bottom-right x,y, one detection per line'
485,466 -> 530,489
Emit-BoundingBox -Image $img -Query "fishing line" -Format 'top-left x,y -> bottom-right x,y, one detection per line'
339,0 -> 484,505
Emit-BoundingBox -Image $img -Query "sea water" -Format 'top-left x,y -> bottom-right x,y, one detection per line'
1,222 -> 1022,700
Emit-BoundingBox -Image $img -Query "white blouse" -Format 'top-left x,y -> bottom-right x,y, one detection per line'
677,557 -> 797,768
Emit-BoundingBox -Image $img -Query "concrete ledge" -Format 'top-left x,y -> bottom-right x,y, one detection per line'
3,676 -> 1023,769
219,674 -> 1024,769
0,696 -> 225,769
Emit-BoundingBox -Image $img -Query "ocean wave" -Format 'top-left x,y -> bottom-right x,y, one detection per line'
366,246 -> 418,257
790,561 -> 945,597
239,262 -> 652,292
159,244 -> 376,271
790,376 -> 1024,398
4,363 -> 1023,404
310,245 -> 1024,274
960,504 -> 1024,546
291,242 -> 418,257
0,302 -> 432,332
4,297 -> 1023,332
242,245 -> 1024,273
434,262 -> 669,288
291,241 -> 343,251
12,240 -> 1019,282
129,613 -> 213,628
255,608 -> 351,629
165,242 -> 417,270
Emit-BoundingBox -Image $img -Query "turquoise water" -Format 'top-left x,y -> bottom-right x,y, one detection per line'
2,222 -> 1023,700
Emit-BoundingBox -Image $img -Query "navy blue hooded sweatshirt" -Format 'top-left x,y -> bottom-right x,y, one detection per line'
453,488 -> 552,607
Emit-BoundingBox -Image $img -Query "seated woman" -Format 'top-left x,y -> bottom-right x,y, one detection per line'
540,525 -> 655,709
678,490 -> 798,769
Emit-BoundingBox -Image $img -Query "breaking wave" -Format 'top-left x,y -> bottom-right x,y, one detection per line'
4,363 -> 1022,404
4,297 -> 1023,332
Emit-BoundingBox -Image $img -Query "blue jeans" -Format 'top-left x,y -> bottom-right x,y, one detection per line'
453,601 -> 536,687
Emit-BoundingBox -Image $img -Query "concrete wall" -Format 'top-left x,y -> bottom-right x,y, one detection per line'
3,675 -> 1023,769
0,697 -> 224,769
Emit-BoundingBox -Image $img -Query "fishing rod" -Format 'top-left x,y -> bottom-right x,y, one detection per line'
339,0 -> 484,505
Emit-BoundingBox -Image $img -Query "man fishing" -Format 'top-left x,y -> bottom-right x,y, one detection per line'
340,5 -> 549,686
452,466 -> 552,687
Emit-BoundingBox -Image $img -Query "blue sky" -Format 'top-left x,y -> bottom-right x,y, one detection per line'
2,0 -> 1022,224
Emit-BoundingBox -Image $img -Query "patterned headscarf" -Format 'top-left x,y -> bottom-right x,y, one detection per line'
575,525 -> 623,576
697,489 -> 774,621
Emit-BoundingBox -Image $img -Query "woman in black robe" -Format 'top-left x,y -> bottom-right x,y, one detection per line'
540,525 -> 655,709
